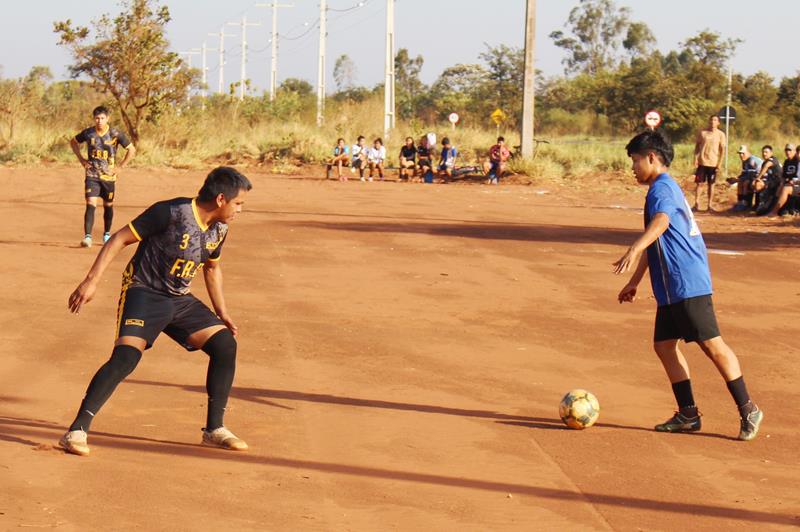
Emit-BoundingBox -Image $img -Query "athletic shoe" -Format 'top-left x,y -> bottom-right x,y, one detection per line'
654,411 -> 702,433
360,177 -> 366,182
58,429 -> 90,456
201,427 -> 248,451
80,235 -> 92,248
738,407 -> 764,441
103,232 -> 111,243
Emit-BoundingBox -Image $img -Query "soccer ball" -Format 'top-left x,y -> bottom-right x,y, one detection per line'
559,389 -> 600,430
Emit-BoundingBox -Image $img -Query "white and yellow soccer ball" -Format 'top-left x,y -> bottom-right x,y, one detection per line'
559,389 -> 600,430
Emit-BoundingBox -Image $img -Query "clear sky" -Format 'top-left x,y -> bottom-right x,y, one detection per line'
0,0 -> 796,93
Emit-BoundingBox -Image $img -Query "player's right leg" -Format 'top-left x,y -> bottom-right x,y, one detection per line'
82,181 -> 101,247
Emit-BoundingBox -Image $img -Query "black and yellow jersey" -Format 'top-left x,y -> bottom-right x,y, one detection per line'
75,125 -> 131,180
125,197 -> 228,296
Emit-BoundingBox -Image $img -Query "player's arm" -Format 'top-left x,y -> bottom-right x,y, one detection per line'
117,143 -> 136,169
618,253 -> 649,303
68,225 -> 140,313
203,259 -> 237,337
70,136 -> 89,169
716,133 -> 726,169
612,213 -> 669,275
755,160 -> 773,180
692,133 -> 702,167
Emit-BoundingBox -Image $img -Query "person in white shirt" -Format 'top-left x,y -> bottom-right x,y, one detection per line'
366,138 -> 386,181
350,135 -> 367,178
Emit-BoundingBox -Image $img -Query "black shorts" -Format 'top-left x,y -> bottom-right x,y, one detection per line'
85,178 -> 115,201
654,295 -> 720,343
418,158 -> 432,169
694,166 -> 717,184
352,159 -> 365,169
116,286 -> 224,350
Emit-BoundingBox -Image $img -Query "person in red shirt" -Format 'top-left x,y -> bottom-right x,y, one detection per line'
482,136 -> 511,185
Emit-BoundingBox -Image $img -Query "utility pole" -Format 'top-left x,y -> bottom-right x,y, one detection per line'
200,42 -> 217,100
179,48 -> 200,102
228,16 -> 262,100
316,0 -> 327,126
520,0 -> 536,159
256,3 -> 294,102
209,26 -> 235,95
383,0 -> 395,138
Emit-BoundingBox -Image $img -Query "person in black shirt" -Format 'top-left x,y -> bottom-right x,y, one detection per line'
767,143 -> 800,217
753,145 -> 783,215
398,137 -> 417,181
59,167 -> 252,457
416,135 -> 434,183
70,106 -> 136,248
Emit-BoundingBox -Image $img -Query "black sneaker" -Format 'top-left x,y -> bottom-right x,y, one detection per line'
655,411 -> 702,433
738,407 -> 764,441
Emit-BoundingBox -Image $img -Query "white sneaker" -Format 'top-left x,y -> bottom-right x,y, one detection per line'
80,235 -> 92,248
201,427 -> 248,451
59,429 -> 90,456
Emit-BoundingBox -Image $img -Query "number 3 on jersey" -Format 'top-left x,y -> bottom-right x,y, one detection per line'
179,233 -> 190,250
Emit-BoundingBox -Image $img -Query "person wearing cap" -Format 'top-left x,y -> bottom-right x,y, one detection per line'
767,143 -> 800,217
692,114 -> 726,212
729,145 -> 762,212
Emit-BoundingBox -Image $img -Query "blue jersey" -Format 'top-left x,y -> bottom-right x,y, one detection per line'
645,174 -> 712,306
741,155 -> 762,180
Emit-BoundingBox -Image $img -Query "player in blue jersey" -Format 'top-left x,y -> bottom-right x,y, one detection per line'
613,130 -> 763,441
70,106 -> 136,247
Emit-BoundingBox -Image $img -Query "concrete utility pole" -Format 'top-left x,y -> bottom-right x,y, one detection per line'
316,0 -> 327,126
520,0 -> 536,159
256,3 -> 294,102
200,42 -> 217,100
209,26 -> 236,94
724,65 -> 733,179
228,16 -> 262,100
383,0 -> 395,138
179,48 -> 200,102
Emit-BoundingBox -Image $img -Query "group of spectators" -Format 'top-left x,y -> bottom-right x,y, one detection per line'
325,134 -> 512,185
692,114 -> 800,217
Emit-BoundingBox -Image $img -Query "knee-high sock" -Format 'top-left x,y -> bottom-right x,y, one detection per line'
103,205 -> 114,233
202,329 -> 237,430
69,345 -> 142,432
83,205 -> 96,236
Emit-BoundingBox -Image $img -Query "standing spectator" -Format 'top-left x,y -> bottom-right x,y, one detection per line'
729,145 -> 762,211
326,138 -> 351,181
753,145 -> 783,215
692,114 -> 726,212
482,136 -> 512,185
437,137 -> 458,183
398,137 -> 417,181
767,143 -> 800,217
367,138 -> 386,181
416,135 -> 434,183
350,136 -> 367,179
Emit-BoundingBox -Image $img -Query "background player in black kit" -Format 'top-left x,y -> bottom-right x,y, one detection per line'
59,167 -> 252,456
70,106 -> 136,248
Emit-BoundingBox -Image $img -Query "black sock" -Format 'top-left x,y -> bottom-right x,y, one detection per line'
103,205 -> 114,233
202,329 -> 237,431
737,193 -> 743,202
69,345 -> 142,432
83,205 -> 96,236
671,380 -> 697,417
726,376 -> 755,416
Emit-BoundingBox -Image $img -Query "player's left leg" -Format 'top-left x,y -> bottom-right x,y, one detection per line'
707,178 -> 716,211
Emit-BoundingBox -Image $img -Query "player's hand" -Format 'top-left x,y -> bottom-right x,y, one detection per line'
612,247 -> 640,275
618,283 -> 638,303
68,280 -> 97,313
80,159 -> 90,169
221,314 -> 239,337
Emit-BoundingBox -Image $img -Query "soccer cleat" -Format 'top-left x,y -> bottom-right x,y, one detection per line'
201,427 -> 248,451
80,235 -> 92,248
58,429 -> 90,456
738,407 -> 764,441
655,411 -> 702,433
103,232 -> 111,243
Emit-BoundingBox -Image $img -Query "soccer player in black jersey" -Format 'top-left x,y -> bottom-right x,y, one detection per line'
59,167 -> 252,456
70,106 -> 136,248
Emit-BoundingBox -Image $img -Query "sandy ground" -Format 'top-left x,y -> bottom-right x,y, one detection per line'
1,166 -> 799,531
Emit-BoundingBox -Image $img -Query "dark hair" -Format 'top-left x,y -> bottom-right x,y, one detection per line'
497,136 -> 505,142
405,136 -> 414,143
442,137 -> 450,145
357,135 -> 365,141
197,166 -> 252,203
625,130 -> 674,166
762,145 -> 773,152
337,137 -> 345,143
93,106 -> 109,117
374,138 -> 383,145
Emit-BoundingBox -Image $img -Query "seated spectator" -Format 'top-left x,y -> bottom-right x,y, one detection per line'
416,135 -> 434,183
767,143 -> 800,217
482,136 -> 512,185
753,145 -> 783,215
437,137 -> 457,183
326,138 -> 350,181
350,135 -> 367,178
366,138 -> 386,181
729,145 -> 762,211
399,137 -> 417,181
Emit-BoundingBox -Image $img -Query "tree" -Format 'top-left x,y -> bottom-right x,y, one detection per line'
0,66 -> 53,142
680,30 -> 741,69
53,0 -> 199,143
430,64 -> 488,122
279,78 -> 314,97
623,21 -> 656,59
549,0 -> 631,75
394,48 -> 425,119
333,54 -> 357,92
479,44 -> 525,126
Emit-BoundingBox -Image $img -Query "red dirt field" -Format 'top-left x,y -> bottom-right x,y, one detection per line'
1,166 -> 799,531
